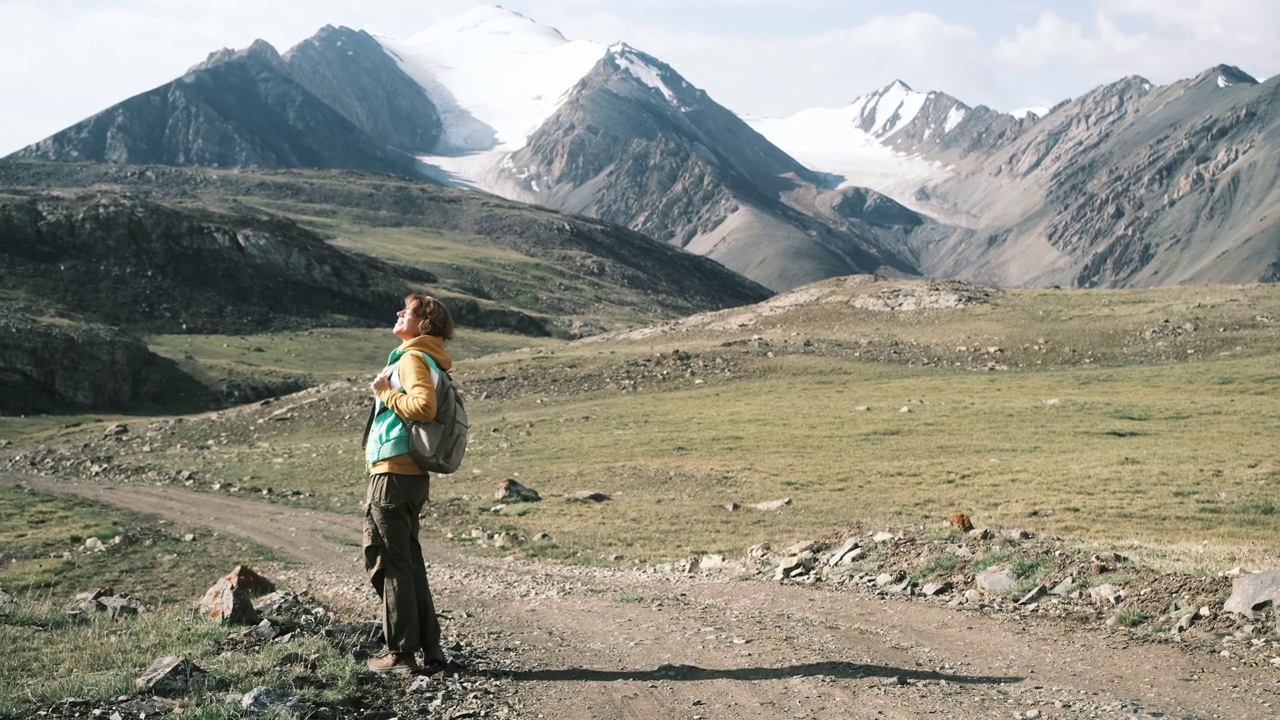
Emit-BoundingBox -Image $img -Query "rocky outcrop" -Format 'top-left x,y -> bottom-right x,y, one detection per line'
0,313 -> 204,414
283,25 -> 442,153
0,190 -> 430,333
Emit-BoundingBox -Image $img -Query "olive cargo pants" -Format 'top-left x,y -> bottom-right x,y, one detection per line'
363,473 -> 440,655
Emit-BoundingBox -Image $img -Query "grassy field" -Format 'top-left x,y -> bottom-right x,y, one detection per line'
454,351 -> 1280,571
5,280 -> 1279,577
399,281 -> 1280,573
0,486 -> 351,717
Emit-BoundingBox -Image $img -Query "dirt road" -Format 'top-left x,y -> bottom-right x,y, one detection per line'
11,473 -> 1278,719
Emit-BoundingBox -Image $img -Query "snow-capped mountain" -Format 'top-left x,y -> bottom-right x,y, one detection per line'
745,81 -> 959,202
745,79 -> 1045,207
8,5 -> 1280,290
499,42 -> 925,292
367,7 -> 924,291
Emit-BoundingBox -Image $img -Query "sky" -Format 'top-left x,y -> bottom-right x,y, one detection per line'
1,0 -> 1277,156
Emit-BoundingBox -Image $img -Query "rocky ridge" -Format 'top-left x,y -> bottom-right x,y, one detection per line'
0,314 -> 209,415
907,69 -> 1280,288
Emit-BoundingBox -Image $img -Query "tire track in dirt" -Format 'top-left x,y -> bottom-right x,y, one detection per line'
9,473 -> 1279,719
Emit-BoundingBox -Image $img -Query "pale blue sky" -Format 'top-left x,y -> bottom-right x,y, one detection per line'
1,0 -> 1275,155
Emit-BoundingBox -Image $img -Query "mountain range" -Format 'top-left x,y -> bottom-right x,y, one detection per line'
8,5 -> 1279,291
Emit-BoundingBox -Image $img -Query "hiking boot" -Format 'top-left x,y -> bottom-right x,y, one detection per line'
368,652 -> 419,674
422,645 -> 448,665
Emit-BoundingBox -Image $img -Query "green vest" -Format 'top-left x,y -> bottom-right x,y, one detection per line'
364,348 -> 430,467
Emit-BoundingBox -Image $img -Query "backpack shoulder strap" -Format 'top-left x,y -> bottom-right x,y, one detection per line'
421,352 -> 451,381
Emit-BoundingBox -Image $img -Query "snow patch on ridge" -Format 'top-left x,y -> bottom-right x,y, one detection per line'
747,107 -> 950,198
611,44 -> 685,110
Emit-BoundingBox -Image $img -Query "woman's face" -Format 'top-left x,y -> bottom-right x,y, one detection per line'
393,306 -> 423,341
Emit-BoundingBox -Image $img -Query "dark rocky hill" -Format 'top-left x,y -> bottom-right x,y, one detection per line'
281,25 -> 443,154
0,161 -> 773,413
8,37 -> 421,175
0,189 -> 445,334
0,313 -> 213,415
0,161 -> 772,319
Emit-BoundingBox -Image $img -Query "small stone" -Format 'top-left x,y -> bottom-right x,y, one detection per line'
572,490 -> 610,502
1048,577 -> 1076,596
921,581 -> 952,597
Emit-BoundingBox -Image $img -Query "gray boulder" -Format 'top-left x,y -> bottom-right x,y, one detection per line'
975,566 -> 1018,594
496,479 -> 541,503
136,656 -> 217,697
1223,570 -> 1280,620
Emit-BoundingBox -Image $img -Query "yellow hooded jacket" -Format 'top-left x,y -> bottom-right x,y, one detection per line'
367,334 -> 453,476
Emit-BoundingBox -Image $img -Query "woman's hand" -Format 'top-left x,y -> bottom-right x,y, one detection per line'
370,375 -> 391,397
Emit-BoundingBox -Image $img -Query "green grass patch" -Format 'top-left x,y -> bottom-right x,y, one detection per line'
909,554 -> 959,583
1113,608 -> 1151,627
0,595 -> 362,717
0,488 -> 309,717
0,485 -> 285,607
969,550 -> 1013,575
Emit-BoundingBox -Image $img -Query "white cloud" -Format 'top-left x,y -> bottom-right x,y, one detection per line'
994,1 -> 1280,93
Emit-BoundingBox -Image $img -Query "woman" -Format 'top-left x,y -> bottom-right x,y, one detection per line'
362,293 -> 455,674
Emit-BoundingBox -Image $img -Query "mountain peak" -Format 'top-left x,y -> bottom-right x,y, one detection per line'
1199,64 -> 1259,88
601,43 -> 697,109
188,39 -> 283,75
845,79 -> 932,138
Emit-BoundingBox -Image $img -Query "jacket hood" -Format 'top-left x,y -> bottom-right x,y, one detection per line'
395,334 -> 453,371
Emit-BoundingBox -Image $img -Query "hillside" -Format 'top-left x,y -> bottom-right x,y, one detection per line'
0,161 -> 770,413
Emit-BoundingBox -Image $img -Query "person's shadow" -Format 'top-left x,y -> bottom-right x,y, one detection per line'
497,661 -> 1021,685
